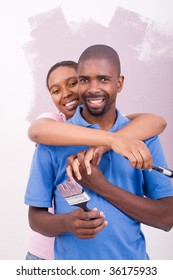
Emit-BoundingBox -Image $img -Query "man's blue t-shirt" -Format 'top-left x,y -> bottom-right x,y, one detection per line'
25,107 -> 173,259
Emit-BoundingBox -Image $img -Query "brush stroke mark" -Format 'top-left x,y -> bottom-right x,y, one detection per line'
24,6 -> 173,166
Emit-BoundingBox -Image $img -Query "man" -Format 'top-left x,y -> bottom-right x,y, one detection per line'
25,44 -> 173,260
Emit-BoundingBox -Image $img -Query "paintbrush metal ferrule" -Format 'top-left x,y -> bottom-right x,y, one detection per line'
65,190 -> 90,206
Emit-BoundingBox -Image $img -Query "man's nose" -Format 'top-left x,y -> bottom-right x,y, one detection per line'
88,81 -> 100,94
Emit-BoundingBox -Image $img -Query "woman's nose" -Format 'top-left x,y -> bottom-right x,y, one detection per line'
62,87 -> 72,98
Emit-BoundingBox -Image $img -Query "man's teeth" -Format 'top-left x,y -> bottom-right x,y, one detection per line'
89,99 -> 103,104
65,100 -> 77,107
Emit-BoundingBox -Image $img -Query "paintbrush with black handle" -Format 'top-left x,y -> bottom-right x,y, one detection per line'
57,181 -> 91,211
152,165 -> 173,178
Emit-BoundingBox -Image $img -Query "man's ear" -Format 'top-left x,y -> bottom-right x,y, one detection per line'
117,75 -> 124,93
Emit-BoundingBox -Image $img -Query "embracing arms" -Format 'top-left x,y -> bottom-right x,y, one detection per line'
28,113 -> 166,144
28,113 -> 166,170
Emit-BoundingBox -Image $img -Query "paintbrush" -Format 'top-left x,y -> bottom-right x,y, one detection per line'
57,181 -> 91,211
152,165 -> 173,178
124,156 -> 173,178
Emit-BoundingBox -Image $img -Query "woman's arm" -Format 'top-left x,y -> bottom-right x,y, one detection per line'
28,113 -> 166,171
118,113 -> 167,140
28,113 -> 166,145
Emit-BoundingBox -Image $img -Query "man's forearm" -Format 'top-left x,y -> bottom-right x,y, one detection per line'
91,178 -> 173,231
79,168 -> 173,232
28,206 -> 67,237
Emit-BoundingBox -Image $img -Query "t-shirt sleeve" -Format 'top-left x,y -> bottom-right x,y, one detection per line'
36,112 -> 66,122
24,144 -> 55,208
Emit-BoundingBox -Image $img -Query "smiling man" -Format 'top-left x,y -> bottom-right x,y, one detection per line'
25,44 -> 173,260
77,46 -> 124,130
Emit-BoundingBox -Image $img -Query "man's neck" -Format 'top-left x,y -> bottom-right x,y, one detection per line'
81,107 -> 117,131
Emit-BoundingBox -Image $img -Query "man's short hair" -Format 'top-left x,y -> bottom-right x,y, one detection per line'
78,44 -> 121,76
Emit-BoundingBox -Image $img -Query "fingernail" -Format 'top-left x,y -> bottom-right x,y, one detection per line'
87,169 -> 91,175
70,178 -> 75,182
100,211 -> 104,217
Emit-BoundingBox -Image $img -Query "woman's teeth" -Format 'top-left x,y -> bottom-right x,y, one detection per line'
65,100 -> 77,107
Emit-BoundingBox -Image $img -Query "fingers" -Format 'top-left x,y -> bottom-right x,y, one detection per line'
66,147 -> 105,182
82,149 -> 94,175
92,146 -> 107,165
67,154 -> 81,181
111,136 -> 153,170
67,149 -> 95,181
66,208 -> 108,239
91,151 -> 100,165
74,209 -> 108,239
136,147 -> 152,170
66,165 -> 75,182
124,142 -> 152,170
76,220 -> 108,239
76,148 -> 98,175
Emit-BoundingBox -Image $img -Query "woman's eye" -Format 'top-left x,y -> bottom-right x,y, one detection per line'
69,81 -> 78,87
53,89 -> 60,94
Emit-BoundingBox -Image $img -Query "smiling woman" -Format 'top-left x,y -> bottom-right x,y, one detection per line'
47,61 -> 82,119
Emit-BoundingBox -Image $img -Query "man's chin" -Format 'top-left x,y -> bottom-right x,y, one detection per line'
87,106 -> 106,116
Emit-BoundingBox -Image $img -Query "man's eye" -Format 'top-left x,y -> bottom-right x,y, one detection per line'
100,77 -> 109,82
79,78 -> 88,83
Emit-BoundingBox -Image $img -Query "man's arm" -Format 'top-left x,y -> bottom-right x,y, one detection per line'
76,164 -> 173,232
28,206 -> 107,239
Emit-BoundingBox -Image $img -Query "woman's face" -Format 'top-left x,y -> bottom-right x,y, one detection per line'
48,66 -> 82,119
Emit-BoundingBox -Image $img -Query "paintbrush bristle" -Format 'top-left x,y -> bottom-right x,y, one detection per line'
57,181 -> 83,197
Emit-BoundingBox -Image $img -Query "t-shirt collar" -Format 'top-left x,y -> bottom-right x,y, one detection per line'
68,105 -> 127,132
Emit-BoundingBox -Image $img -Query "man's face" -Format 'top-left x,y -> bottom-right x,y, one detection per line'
77,58 -> 124,118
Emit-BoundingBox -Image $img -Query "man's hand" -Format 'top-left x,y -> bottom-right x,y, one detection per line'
76,163 -> 107,193
64,208 -> 107,239
66,146 -> 107,181
29,205 -> 107,238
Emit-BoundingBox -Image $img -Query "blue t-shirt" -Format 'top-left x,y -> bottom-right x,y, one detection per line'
25,107 -> 173,260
